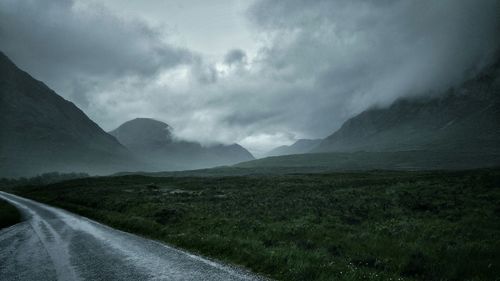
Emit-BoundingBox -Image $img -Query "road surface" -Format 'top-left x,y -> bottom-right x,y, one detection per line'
0,191 -> 263,281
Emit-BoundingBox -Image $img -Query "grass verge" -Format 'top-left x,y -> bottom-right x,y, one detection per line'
0,199 -> 22,229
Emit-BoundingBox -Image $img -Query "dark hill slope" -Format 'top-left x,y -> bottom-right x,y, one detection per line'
0,52 -> 142,177
314,62 -> 500,154
266,139 -> 322,157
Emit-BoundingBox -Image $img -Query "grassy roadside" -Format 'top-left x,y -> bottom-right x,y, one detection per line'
6,169 -> 500,280
0,199 -> 22,229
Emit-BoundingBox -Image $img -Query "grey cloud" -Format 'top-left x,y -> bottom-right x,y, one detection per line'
245,0 -> 500,137
224,49 -> 247,65
191,58 -> 218,84
0,0 -> 193,105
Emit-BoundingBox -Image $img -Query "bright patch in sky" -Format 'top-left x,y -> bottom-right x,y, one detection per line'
99,0 -> 260,58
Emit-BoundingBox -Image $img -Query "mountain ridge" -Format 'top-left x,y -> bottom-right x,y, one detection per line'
313,60 -> 500,154
266,139 -> 322,157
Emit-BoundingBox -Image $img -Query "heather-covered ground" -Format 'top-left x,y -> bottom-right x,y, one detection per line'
7,169 -> 500,280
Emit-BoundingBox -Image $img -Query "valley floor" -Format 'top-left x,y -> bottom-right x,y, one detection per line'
4,169 -> 500,280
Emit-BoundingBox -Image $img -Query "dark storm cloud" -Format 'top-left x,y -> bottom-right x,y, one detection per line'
0,0 -> 193,102
246,0 -> 500,136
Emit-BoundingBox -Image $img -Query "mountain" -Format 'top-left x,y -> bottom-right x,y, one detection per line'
266,139 -> 322,157
235,60 -> 500,171
0,52 -> 143,177
109,118 -> 254,170
314,61 -> 500,155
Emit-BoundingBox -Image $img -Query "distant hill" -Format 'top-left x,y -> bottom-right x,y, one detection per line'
266,139 -> 322,157
0,52 -> 144,177
109,118 -> 254,171
314,62 -> 500,154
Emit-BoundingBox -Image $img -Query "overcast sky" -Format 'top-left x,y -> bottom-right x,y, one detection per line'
1,0 -> 499,156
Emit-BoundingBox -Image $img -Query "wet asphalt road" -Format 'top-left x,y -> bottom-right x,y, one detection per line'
0,191 -> 263,281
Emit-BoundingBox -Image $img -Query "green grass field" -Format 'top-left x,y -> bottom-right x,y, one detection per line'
6,169 -> 500,280
235,151 -> 500,171
0,199 -> 22,229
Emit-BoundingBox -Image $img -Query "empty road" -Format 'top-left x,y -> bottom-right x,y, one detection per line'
0,191 -> 263,281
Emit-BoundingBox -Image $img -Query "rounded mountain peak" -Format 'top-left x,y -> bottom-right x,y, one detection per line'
110,118 -> 173,147
123,118 -> 169,127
